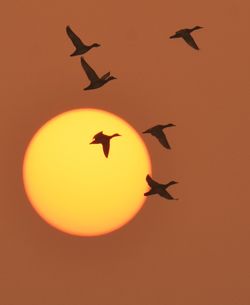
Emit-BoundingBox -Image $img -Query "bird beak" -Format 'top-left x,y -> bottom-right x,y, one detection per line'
143,130 -> 148,134
90,140 -> 95,144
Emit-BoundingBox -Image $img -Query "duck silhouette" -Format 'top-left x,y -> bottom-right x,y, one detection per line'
80,57 -> 116,90
90,131 -> 121,158
170,26 -> 203,50
144,175 -> 178,200
143,124 -> 175,149
66,25 -> 100,56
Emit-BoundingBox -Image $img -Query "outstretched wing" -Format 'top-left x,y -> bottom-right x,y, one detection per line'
143,126 -> 157,134
182,33 -> 199,50
101,72 -> 111,80
146,175 -> 158,188
66,26 -> 85,49
153,130 -> 171,149
102,141 -> 110,158
80,57 -> 99,82
158,189 -> 174,200
92,131 -> 103,139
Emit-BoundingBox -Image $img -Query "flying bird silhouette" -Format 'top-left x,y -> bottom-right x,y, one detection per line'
144,175 -> 178,200
80,56 -> 116,90
170,26 -> 203,50
143,124 -> 175,149
90,131 -> 121,158
66,25 -> 100,56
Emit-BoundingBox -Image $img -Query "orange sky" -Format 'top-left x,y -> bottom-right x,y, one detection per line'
2,0 -> 250,305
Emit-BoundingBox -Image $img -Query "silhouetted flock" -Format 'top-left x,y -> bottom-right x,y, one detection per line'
65,25 -> 203,201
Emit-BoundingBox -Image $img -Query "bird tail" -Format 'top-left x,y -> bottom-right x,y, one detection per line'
144,189 -> 156,196
70,49 -> 80,56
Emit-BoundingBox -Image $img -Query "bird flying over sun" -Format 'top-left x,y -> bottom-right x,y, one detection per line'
23,109 -> 151,236
170,26 -> 203,50
90,131 -> 121,158
66,25 -> 100,56
80,56 -> 116,90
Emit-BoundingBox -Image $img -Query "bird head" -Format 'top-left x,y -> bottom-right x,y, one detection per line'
92,43 -> 101,48
194,26 -> 203,30
168,181 -> 178,186
165,123 -> 176,128
112,133 -> 121,138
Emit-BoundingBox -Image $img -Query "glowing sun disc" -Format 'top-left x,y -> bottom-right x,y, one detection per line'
23,109 -> 151,236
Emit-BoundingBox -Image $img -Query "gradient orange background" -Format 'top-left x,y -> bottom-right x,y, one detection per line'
2,0 -> 250,305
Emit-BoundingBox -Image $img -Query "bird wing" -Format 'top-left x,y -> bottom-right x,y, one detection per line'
101,72 -> 111,80
66,26 -> 86,49
102,141 -> 110,158
146,175 -> 159,188
93,131 -> 103,138
153,130 -> 171,149
143,125 -> 160,134
80,57 -> 99,82
143,127 -> 151,133
158,189 -> 174,200
182,33 -> 199,50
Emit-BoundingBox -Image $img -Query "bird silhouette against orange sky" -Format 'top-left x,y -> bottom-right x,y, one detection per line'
170,26 -> 203,50
80,57 -> 116,90
143,124 -> 175,149
66,25 -> 100,56
145,175 -> 178,200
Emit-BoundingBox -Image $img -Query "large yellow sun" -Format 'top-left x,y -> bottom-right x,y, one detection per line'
23,109 -> 151,236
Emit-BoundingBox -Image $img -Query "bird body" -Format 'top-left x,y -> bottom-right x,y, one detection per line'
143,124 -> 175,149
80,57 -> 116,90
90,131 -> 121,158
66,25 -> 100,56
144,175 -> 178,200
170,26 -> 203,50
